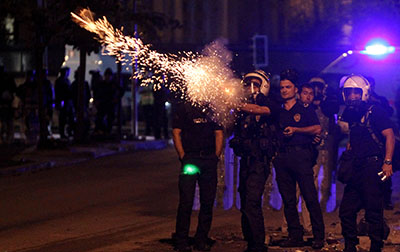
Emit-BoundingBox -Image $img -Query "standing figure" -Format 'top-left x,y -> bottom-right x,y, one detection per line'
172,101 -> 223,252
153,85 -> 169,139
309,78 -> 340,212
16,70 -> 37,143
339,75 -> 395,252
41,69 -> 54,136
55,67 -> 74,139
139,84 -> 154,136
94,68 -> 122,135
71,68 -> 92,137
0,66 -> 17,144
273,69 -> 325,249
230,70 -> 276,252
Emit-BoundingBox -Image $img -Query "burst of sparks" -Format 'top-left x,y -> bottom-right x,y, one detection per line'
71,8 -> 245,127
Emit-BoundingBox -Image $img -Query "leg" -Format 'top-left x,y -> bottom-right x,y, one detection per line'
294,149 -> 325,241
301,158 -> 321,233
319,150 -> 333,211
383,177 -> 393,210
58,107 -> 66,138
239,157 -> 252,245
363,159 -> 385,251
239,157 -> 269,250
195,158 -> 218,245
339,184 -> 362,249
274,154 -> 303,240
297,171 -> 324,240
106,105 -> 115,134
175,159 -> 198,248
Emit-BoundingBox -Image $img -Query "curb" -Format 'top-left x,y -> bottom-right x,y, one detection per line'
0,140 -> 169,177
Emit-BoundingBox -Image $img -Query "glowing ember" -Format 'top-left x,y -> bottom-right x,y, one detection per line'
71,8 -> 245,127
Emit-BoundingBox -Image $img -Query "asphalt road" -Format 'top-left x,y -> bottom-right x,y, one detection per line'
1,146 -> 400,252
1,147 -> 183,252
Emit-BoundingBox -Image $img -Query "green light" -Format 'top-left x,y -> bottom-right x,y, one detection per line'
182,164 -> 200,175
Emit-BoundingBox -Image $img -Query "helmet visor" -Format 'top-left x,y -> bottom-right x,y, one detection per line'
343,87 -> 362,101
243,77 -> 261,87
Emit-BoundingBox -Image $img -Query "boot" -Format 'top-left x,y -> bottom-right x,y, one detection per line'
370,241 -> 383,252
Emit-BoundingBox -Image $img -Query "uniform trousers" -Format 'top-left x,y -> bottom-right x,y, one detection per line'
339,156 -> 385,249
175,153 -> 218,248
238,155 -> 270,250
273,146 -> 325,240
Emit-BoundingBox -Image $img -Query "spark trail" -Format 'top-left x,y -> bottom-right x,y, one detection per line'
71,8 -> 244,126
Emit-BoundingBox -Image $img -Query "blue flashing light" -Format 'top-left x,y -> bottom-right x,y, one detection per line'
360,39 -> 395,56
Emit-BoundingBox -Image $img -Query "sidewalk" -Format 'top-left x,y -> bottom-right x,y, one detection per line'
0,138 -> 169,177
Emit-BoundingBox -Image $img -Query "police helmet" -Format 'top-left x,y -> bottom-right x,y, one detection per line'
340,74 -> 371,103
243,70 -> 271,96
309,77 -> 327,101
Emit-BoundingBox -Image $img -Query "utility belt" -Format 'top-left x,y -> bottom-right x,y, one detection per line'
229,136 -> 276,158
354,155 -> 383,163
185,150 -> 215,158
278,144 -> 313,153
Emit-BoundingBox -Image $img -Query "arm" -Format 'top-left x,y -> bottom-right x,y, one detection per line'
172,128 -> 185,160
381,128 -> 395,177
215,130 -> 224,157
283,125 -> 322,137
240,103 -> 271,115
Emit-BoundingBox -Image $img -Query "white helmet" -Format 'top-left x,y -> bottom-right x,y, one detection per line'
340,75 -> 371,102
243,70 -> 271,96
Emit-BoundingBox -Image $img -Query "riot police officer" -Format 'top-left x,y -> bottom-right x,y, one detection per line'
339,75 -> 395,252
230,70 -> 277,252
273,69 -> 325,249
172,101 -> 223,252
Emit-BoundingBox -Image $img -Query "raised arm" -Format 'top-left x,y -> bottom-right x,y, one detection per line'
240,103 -> 271,115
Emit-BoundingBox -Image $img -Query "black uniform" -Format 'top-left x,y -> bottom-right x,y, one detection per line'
339,104 -> 392,251
273,101 -> 325,241
230,93 -> 277,251
173,102 -> 222,249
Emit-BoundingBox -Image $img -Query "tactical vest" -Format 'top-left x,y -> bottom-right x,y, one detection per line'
230,111 -> 277,158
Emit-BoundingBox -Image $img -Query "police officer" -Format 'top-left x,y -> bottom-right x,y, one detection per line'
172,101 -> 223,252
230,70 -> 277,252
309,77 -> 340,212
339,75 -> 395,252
273,69 -> 325,249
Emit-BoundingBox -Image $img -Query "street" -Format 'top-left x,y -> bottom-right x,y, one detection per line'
1,147 -> 182,252
1,146 -> 400,252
